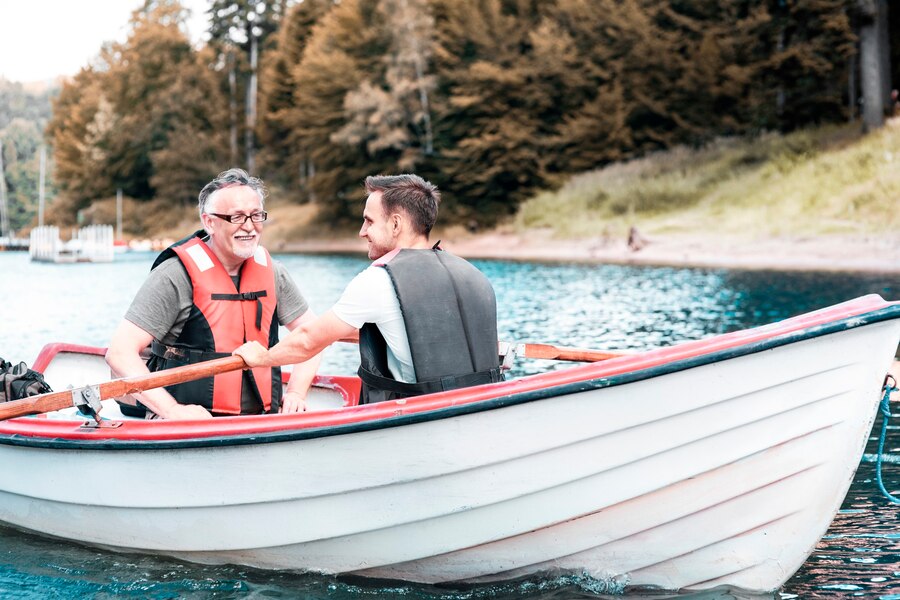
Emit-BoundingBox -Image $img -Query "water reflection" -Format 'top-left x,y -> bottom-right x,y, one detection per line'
0,519 -> 779,600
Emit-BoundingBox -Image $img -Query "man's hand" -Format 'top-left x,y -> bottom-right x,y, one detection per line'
280,390 -> 308,413
234,341 -> 269,367
160,403 -> 214,420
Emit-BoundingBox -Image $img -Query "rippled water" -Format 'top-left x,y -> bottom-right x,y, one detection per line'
0,250 -> 898,599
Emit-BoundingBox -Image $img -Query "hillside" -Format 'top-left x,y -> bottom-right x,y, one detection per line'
77,120 -> 900,273
273,120 -> 900,273
514,121 -> 899,240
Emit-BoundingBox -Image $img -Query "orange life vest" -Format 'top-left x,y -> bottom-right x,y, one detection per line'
168,237 -> 279,414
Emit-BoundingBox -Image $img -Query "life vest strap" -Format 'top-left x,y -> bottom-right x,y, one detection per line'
210,290 -> 268,329
150,340 -> 230,363
357,364 -> 503,397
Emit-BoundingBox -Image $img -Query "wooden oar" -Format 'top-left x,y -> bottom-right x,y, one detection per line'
341,337 -> 628,364
513,342 -> 630,363
0,355 -> 247,421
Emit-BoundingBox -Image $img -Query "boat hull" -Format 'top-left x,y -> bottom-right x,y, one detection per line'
0,297 -> 898,593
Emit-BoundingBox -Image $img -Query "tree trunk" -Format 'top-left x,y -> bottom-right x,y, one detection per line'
776,28 -> 785,118
848,54 -> 858,121
0,139 -> 9,239
859,0 -> 886,129
859,2 -> 885,129
245,33 -> 258,174
877,0 -> 892,110
229,51 -> 239,165
38,146 -> 46,228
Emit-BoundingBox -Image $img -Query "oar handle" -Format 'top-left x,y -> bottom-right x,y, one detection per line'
0,355 -> 247,421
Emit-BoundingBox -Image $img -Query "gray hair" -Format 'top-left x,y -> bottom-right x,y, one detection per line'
365,174 -> 440,237
198,168 -> 267,217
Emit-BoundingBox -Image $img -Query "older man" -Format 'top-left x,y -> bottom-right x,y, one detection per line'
106,168 -> 320,419
236,174 -> 502,404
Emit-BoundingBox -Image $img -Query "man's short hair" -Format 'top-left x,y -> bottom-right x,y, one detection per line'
198,168 -> 267,217
365,174 -> 441,237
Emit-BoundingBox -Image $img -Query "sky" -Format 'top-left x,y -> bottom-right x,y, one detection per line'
0,0 -> 211,83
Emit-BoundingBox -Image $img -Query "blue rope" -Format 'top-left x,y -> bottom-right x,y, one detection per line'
875,376 -> 900,504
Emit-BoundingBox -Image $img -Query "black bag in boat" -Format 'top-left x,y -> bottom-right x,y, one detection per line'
0,358 -> 53,402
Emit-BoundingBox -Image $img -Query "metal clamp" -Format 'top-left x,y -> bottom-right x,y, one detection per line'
498,342 -> 524,371
72,385 -> 102,424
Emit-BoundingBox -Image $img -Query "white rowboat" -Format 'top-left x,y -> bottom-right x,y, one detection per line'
0,294 -> 897,594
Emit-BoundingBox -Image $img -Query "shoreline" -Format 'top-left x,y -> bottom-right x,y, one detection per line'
270,231 -> 900,274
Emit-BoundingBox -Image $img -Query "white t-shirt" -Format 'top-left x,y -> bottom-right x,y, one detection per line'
332,266 -> 416,383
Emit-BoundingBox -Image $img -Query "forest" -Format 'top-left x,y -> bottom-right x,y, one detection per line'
0,0 -> 897,235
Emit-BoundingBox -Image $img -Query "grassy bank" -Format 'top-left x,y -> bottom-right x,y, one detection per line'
513,119 -> 900,241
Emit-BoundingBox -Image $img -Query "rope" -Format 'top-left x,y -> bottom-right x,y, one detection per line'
875,375 -> 900,504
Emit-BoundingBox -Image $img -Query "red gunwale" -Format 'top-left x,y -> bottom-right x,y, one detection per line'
2,294 -> 894,442
32,343 -> 106,372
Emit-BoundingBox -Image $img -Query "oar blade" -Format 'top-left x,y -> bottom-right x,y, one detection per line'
520,343 -> 629,362
0,391 -> 75,421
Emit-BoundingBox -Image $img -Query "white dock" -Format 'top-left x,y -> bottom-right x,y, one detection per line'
0,236 -> 28,251
30,225 -> 115,263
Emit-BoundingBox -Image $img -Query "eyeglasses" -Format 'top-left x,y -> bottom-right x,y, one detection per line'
207,211 -> 268,225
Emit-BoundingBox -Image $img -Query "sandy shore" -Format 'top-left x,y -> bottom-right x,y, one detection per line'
273,230 -> 900,274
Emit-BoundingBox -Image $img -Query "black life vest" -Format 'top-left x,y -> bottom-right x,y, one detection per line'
357,247 -> 503,404
142,231 -> 282,416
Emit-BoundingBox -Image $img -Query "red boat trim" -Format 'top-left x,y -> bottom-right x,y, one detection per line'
1,295 -> 897,449
32,343 -> 106,372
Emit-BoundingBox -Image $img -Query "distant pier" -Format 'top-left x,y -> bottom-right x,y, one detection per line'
29,225 -> 115,263
0,236 -> 28,251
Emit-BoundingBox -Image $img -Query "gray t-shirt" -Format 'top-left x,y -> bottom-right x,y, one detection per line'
125,256 -> 309,345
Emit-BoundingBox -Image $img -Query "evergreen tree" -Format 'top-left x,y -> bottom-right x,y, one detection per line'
625,0 -> 764,146
429,0 -> 552,224
0,79 -> 56,130
539,0 -> 634,173
0,118 -> 51,231
758,0 -> 856,128
208,0 -> 286,55
256,0 -> 335,188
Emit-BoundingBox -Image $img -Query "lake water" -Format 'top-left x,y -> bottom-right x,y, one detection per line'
0,250 -> 898,599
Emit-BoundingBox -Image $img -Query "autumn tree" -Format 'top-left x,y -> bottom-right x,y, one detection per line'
45,67 -> 114,212
148,45 -> 231,207
46,1 -> 230,215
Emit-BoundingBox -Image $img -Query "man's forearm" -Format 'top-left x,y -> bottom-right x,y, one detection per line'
267,324 -> 324,366
284,352 -> 324,397
106,350 -> 181,418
